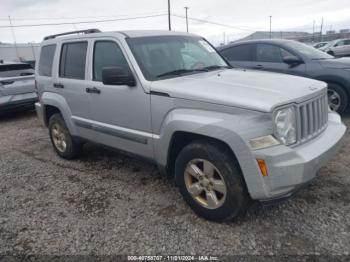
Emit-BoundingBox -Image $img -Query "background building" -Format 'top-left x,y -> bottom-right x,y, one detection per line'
0,42 -> 40,62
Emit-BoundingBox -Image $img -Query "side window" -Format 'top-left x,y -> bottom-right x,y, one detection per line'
335,40 -> 344,47
256,44 -> 283,63
344,40 -> 350,46
220,45 -> 252,61
39,44 -> 56,77
59,42 -> 87,80
280,48 -> 298,60
93,41 -> 129,82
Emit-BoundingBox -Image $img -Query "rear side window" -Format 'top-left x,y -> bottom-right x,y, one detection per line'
59,42 -> 87,80
93,41 -> 129,81
220,44 -> 253,61
38,44 -> 56,76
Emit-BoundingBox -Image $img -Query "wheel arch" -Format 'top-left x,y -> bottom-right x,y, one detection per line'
40,92 -> 77,135
166,131 -> 241,178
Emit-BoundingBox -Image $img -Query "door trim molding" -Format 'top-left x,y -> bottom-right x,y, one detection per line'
72,116 -> 159,145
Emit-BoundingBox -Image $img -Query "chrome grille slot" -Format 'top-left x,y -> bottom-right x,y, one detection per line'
296,93 -> 328,144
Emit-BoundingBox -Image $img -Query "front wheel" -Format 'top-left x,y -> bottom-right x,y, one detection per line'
327,83 -> 348,114
175,140 -> 250,222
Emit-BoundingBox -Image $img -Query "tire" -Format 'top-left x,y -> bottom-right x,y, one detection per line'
327,83 -> 348,114
48,113 -> 82,159
175,140 -> 250,222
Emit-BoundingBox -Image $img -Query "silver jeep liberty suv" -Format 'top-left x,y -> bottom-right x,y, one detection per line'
35,29 -> 346,221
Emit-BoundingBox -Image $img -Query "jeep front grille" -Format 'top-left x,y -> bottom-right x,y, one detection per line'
296,93 -> 328,144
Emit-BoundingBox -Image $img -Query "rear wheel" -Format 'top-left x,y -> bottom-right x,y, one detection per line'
327,83 -> 348,114
175,140 -> 250,222
49,113 -> 82,159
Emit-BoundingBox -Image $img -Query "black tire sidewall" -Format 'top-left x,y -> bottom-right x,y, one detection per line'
48,114 -> 80,159
175,141 -> 250,222
327,83 -> 348,114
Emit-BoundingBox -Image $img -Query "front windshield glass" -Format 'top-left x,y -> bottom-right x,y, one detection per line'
127,35 -> 228,81
285,41 -> 334,60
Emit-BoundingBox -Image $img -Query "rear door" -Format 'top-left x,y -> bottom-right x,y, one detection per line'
56,40 -> 94,140
332,40 -> 345,56
334,40 -> 350,56
344,40 -> 350,56
219,44 -> 254,68
252,43 -> 306,76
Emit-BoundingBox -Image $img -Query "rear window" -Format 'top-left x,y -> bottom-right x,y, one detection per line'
0,63 -> 32,72
59,42 -> 87,80
38,44 -> 56,76
220,44 -> 253,61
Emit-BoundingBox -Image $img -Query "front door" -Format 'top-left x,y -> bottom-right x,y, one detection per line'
87,39 -> 153,158
252,43 -> 307,77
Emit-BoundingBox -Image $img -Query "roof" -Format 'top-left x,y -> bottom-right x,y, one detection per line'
217,38 -> 296,50
119,30 -> 198,38
42,29 -> 199,43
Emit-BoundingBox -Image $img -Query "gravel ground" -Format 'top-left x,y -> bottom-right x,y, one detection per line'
0,110 -> 349,257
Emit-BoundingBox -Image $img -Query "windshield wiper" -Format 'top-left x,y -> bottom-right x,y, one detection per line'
156,69 -> 208,78
203,65 -> 231,71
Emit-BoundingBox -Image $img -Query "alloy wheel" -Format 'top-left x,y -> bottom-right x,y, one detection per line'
184,159 -> 227,209
328,89 -> 341,112
52,123 -> 67,153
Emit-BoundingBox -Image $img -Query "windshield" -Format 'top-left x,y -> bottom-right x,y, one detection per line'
285,41 -> 334,60
127,35 -> 228,81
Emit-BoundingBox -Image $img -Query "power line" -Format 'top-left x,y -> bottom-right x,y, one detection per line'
0,11 -> 167,21
172,14 -> 256,32
0,13 -> 167,28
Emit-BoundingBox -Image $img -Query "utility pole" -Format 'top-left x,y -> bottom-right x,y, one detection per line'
29,42 -> 36,60
269,16 -> 272,39
8,16 -> 20,61
320,17 -> 324,42
312,20 -> 315,42
168,0 -> 171,31
184,7 -> 189,33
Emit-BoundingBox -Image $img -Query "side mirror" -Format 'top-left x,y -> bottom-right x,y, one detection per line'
102,67 -> 136,87
283,56 -> 303,67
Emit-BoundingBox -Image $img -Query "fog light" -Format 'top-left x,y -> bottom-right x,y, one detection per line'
257,159 -> 268,177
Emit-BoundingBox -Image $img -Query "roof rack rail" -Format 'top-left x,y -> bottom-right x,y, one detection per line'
43,29 -> 101,40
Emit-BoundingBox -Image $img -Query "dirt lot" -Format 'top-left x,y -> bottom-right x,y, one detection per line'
0,110 -> 349,257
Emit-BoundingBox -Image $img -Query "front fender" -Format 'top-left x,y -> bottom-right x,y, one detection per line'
154,108 -> 273,199
41,92 -> 77,135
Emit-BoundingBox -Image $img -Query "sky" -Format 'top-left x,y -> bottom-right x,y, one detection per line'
0,0 -> 350,45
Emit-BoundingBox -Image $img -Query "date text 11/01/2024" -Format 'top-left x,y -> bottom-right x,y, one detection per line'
127,255 -> 219,261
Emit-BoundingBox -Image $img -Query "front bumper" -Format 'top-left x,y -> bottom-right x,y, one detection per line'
250,112 -> 346,200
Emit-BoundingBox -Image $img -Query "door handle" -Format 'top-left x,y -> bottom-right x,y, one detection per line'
53,83 -> 64,88
86,87 -> 101,94
256,64 -> 264,69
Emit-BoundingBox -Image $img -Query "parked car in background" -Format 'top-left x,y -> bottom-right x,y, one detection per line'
218,39 -> 350,113
313,41 -> 329,49
35,29 -> 346,222
0,61 -> 37,113
321,39 -> 350,57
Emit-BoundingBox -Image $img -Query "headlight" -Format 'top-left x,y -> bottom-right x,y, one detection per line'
274,107 -> 297,145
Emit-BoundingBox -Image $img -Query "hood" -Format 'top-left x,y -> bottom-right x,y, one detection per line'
318,57 -> 350,69
150,69 -> 326,112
